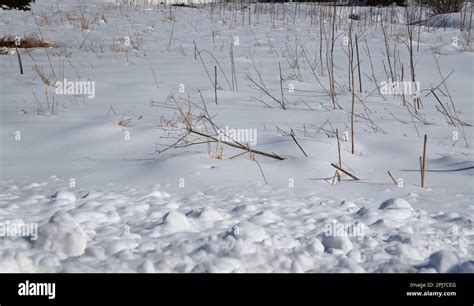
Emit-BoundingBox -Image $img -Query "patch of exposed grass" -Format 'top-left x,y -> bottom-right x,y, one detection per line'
0,34 -> 55,49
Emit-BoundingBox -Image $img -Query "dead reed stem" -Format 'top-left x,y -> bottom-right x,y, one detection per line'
330,163 -> 359,181
421,134 -> 427,187
387,170 -> 397,185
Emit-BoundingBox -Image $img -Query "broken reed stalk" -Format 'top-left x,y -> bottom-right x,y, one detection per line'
381,21 -> 394,82
167,20 -> 175,52
421,134 -> 427,187
150,66 -> 159,89
15,46 -> 23,75
290,131 -> 308,157
230,42 -> 234,92
333,128 -> 342,183
189,128 -> 285,161
430,89 -> 456,126
319,9 -> 323,75
405,6 -> 420,112
331,170 -> 340,185
416,5 -> 422,52
193,41 -> 197,60
419,156 -> 423,187
355,34 -> 362,93
468,8 -> 472,46
214,65 -> 217,105
330,163 -> 359,181
254,159 -> 268,184
336,128 -> 341,167
248,5 -> 251,26
349,29 -> 356,154
168,95 -> 284,161
364,37 -> 385,101
329,2 -> 337,109
279,62 -> 285,109
247,75 -> 286,110
387,170 -> 397,185
348,27 -> 352,91
196,49 -> 232,90
230,40 -> 237,92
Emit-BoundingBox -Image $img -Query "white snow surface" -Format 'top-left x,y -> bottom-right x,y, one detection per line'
0,1 -> 473,272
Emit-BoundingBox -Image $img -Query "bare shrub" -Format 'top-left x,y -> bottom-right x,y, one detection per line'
425,0 -> 464,14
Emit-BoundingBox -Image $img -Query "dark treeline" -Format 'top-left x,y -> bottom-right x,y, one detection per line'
241,0 -> 464,12
0,0 -> 33,10
2,0 -> 464,14
232,0 -> 406,7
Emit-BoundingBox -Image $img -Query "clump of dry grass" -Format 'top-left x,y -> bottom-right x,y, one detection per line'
66,14 -> 90,31
80,18 -> 89,31
32,88 -> 58,116
37,13 -> 52,27
0,34 -> 55,49
118,116 -> 132,127
33,65 -> 54,87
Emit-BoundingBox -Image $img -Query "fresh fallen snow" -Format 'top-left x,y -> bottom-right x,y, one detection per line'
0,1 -> 473,272
0,181 -> 472,272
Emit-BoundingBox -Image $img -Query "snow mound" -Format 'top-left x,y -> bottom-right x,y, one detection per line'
339,201 -> 358,211
105,239 -> 140,255
425,250 -> 459,273
35,211 -> 87,258
306,238 -> 325,254
209,258 -> 241,273
161,211 -> 193,234
143,191 -> 170,199
337,257 -> 365,273
250,210 -> 281,225
448,261 -> 474,273
321,234 -> 353,253
347,248 -> 362,263
234,221 -> 268,242
196,208 -> 224,222
138,259 -> 156,273
378,198 -> 416,223
52,191 -> 76,202
379,198 -> 414,211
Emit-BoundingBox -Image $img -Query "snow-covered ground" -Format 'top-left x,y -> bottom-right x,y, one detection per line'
0,0 -> 473,272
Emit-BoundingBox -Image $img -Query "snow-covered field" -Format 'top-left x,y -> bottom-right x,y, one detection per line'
0,0 -> 473,272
